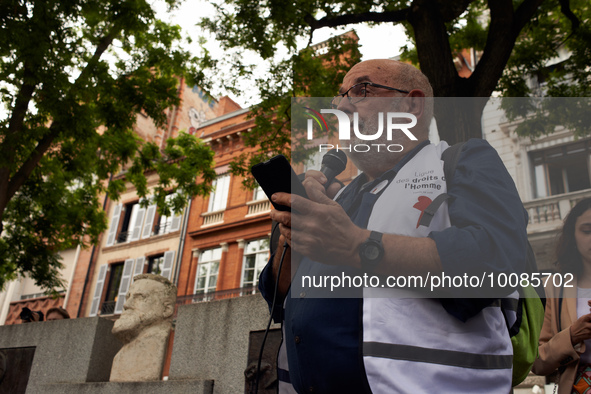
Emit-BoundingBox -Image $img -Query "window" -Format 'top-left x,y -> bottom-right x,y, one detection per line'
208,174 -> 231,212
158,209 -> 174,235
155,194 -> 182,235
112,201 -> 146,244
104,263 -> 124,303
194,248 -> 221,294
147,254 -> 165,275
241,238 -> 270,288
99,262 -> 124,314
117,202 -> 137,243
106,195 -> 182,246
531,140 -> 591,198
253,184 -> 266,201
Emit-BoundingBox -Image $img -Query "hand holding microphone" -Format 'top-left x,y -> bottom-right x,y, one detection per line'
304,149 -> 348,200
320,149 -> 347,190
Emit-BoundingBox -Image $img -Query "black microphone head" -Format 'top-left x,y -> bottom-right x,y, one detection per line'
321,149 -> 347,175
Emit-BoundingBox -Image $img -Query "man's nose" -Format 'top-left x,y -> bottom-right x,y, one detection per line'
337,96 -> 355,113
337,96 -> 355,114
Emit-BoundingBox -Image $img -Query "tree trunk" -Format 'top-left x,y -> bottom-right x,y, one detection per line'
407,0 -> 544,144
435,97 -> 489,144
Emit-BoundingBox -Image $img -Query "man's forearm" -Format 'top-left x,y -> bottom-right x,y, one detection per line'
349,229 -> 443,277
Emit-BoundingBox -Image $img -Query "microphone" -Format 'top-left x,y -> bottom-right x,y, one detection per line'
320,149 -> 347,189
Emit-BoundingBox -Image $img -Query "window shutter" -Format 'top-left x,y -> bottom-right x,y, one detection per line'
114,259 -> 135,314
128,207 -> 146,242
106,204 -> 122,247
160,251 -> 175,280
141,205 -> 157,239
207,178 -> 218,212
89,265 -> 108,317
208,174 -> 230,212
193,252 -> 203,294
133,256 -> 145,279
219,175 -> 230,210
170,208 -> 182,232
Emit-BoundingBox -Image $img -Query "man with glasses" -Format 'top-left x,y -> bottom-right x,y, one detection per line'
260,59 -> 528,393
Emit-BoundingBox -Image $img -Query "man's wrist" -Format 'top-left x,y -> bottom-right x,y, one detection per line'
358,231 -> 385,272
350,228 -> 371,269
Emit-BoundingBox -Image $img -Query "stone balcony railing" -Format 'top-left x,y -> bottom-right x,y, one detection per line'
524,189 -> 591,233
201,210 -> 224,227
246,199 -> 271,216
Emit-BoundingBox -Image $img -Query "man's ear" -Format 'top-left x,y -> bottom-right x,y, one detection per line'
405,89 -> 426,120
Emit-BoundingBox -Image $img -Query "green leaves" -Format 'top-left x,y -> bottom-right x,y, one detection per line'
202,0 -> 590,150
204,24 -> 361,188
0,0 -> 215,292
130,133 -> 216,217
499,0 -> 591,98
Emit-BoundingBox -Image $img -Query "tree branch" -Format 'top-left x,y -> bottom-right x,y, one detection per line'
0,61 -> 37,208
6,123 -> 59,200
469,0 -> 544,96
74,28 -> 121,88
468,0 -> 516,96
408,0 -> 458,96
5,24 -> 122,205
304,8 -> 410,30
513,0 -> 546,34
7,62 -> 37,136
436,0 -> 477,22
558,0 -> 580,32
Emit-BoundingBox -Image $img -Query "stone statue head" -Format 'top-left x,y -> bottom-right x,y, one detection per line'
112,274 -> 177,343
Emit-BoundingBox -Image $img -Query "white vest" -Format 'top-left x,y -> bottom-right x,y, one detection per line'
277,142 -> 514,393
362,142 -> 513,393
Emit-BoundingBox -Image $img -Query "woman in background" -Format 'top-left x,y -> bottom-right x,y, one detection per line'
533,197 -> 591,394
46,306 -> 70,321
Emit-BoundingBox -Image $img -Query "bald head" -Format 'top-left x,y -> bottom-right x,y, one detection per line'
343,59 -> 434,135
347,59 -> 432,95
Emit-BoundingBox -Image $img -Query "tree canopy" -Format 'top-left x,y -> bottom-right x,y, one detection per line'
200,0 -> 590,180
0,0 -> 216,292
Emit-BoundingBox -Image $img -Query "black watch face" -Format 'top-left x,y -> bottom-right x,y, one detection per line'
364,244 -> 381,261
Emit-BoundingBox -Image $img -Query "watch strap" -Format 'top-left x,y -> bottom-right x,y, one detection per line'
369,231 -> 383,242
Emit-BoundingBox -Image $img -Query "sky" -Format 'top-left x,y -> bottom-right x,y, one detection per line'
154,0 -> 411,107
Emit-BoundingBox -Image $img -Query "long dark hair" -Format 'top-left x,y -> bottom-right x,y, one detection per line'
556,197 -> 591,276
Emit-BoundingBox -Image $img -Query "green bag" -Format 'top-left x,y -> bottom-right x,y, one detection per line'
508,284 -> 545,386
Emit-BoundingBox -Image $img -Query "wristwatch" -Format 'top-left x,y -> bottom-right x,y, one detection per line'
359,231 -> 384,271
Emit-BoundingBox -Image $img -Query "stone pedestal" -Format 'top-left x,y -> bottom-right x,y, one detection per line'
39,380 -> 214,394
0,295 -> 277,393
169,294 -> 280,394
0,317 -> 122,394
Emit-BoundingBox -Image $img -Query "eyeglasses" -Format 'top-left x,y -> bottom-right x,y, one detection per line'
331,82 -> 410,108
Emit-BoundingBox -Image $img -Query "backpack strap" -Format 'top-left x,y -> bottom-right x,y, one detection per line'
442,141 -> 466,184
418,142 -> 466,227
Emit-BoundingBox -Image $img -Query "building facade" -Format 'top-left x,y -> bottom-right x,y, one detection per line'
0,79 -> 239,325
81,81 -> 239,320
483,97 -> 591,271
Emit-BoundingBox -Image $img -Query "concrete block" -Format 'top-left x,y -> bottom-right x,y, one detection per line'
0,317 -> 122,393
38,380 -> 214,394
169,295 -> 279,394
